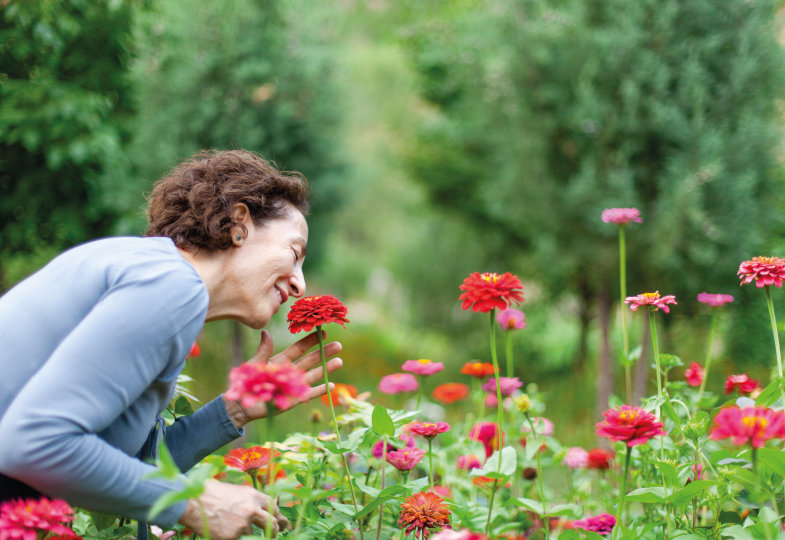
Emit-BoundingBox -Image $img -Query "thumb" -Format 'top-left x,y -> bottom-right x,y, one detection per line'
252,330 -> 274,363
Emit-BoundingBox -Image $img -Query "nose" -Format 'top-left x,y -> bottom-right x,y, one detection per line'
289,267 -> 306,298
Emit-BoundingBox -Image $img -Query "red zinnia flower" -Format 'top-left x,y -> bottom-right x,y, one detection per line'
595,405 -> 666,447
320,383 -> 358,406
724,373 -> 761,395
187,342 -> 201,358
223,446 -> 277,474
459,272 -> 524,313
586,447 -> 614,469
697,292 -> 734,307
287,295 -> 349,333
0,498 -> 77,540
601,208 -> 642,225
684,362 -> 704,387
738,257 -> 785,288
225,362 -> 310,409
460,362 -> 496,378
408,421 -> 451,439
710,406 -> 785,448
398,491 -> 451,539
432,383 -> 469,405
624,291 -> 677,313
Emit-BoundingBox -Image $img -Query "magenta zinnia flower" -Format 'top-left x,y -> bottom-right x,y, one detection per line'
697,292 -> 734,307
459,272 -> 524,312
0,498 -> 77,540
595,405 -> 666,447
372,435 -> 416,458
225,362 -> 310,409
738,257 -> 785,288
469,421 -> 504,458
402,359 -> 445,376
496,308 -> 526,330
572,513 -> 616,535
408,421 -> 451,439
684,362 -> 704,388
481,376 -> 523,396
456,454 -> 482,471
386,447 -> 427,471
710,406 -> 785,448
624,291 -> 677,313
379,373 -> 419,394
601,208 -> 642,225
563,447 -> 589,469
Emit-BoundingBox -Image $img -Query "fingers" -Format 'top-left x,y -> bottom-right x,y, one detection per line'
251,330 -> 274,363
250,510 -> 280,537
271,330 -> 331,363
303,357 -> 343,386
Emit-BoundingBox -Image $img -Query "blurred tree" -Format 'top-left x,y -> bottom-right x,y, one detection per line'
0,0 -> 140,290
398,0 -> 785,410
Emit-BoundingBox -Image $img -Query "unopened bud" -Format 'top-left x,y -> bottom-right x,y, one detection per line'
310,409 -> 323,423
515,394 -> 531,413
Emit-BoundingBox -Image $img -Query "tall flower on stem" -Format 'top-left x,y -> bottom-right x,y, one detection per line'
496,308 -> 525,377
596,405 -> 665,540
459,271 -> 524,536
695,292 -> 734,407
398,491 -> 451,539
408,421 -> 451,491
223,446 -> 277,489
738,257 -> 785,406
602,207 -> 642,403
287,295 -> 363,537
403,359 -> 444,408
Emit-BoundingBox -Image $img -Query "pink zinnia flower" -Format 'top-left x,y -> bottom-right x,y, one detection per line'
151,525 -> 176,540
408,421 -> 451,439
625,291 -> 677,313
738,257 -> 785,288
402,359 -> 445,376
521,417 -> 554,436
601,208 -> 642,225
572,513 -> 616,535
496,308 -> 526,330
724,373 -> 761,395
459,272 -> 524,313
684,362 -> 704,388
469,421 -> 504,458
710,406 -> 785,448
430,530 -> 487,540
386,447 -> 427,471
372,435 -> 416,458
697,292 -> 734,307
379,373 -> 419,394
225,362 -> 310,409
481,377 -> 523,396
456,454 -> 482,471
0,498 -> 77,540
563,447 -> 589,469
595,405 -> 666,447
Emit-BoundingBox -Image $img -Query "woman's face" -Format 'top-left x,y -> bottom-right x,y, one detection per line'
228,202 -> 308,329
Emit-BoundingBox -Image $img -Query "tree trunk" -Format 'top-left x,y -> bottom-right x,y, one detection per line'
633,316 -> 651,403
575,279 -> 593,373
231,321 -> 246,366
596,288 -> 615,424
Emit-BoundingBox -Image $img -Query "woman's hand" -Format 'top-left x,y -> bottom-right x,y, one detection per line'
178,479 -> 289,539
222,330 -> 343,428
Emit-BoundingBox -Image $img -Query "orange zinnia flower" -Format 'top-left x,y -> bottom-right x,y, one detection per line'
398,491 -> 451,539
320,383 -> 358,406
432,383 -> 469,404
460,362 -> 496,378
287,295 -> 349,333
459,272 -> 524,313
223,446 -> 277,474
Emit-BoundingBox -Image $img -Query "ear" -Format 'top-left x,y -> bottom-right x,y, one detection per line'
231,203 -> 252,245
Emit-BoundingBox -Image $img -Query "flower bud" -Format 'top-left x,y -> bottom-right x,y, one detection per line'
514,394 -> 531,413
310,409 -> 323,424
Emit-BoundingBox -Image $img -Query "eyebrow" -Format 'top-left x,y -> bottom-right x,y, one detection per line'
294,236 -> 308,257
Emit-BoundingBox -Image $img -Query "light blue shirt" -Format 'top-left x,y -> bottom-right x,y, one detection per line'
0,237 -> 242,526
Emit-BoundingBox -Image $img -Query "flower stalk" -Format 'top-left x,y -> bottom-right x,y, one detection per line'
764,286 -> 785,407
612,446 -> 633,540
484,309 -> 505,536
618,225 -> 631,403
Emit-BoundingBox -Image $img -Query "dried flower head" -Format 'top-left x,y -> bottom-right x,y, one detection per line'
595,405 -> 666,447
398,491 -> 451,539
225,362 -> 310,409
601,208 -> 642,225
459,272 -> 524,313
738,257 -> 785,288
287,295 -> 349,333
625,291 -> 677,313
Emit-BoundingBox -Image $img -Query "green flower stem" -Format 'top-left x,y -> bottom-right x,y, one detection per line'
484,309 -> 505,537
505,330 -> 514,378
649,311 -> 663,421
618,226 -> 631,403
317,328 -> 363,540
526,413 -> 549,538
695,310 -> 718,409
612,446 -> 633,540
764,286 -> 785,406
416,376 -> 424,410
427,438 -> 434,491
266,408 -> 275,486
376,438 -> 388,540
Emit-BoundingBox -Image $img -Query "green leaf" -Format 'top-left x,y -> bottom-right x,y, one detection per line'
756,378 -> 784,407
144,440 -> 180,481
174,395 -> 194,416
624,487 -> 667,503
544,504 -> 580,518
665,480 -> 715,505
659,353 -> 683,370
720,524 -> 755,540
148,490 -> 190,520
372,405 -> 395,437
516,497 -> 546,514
321,441 -> 353,454
654,460 -> 678,487
471,446 -> 516,478
353,484 -> 407,519
757,447 -> 785,478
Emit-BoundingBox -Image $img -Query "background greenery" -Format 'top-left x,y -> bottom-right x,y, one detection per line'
3,0 -> 785,446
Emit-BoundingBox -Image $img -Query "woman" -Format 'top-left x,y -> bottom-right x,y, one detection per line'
0,150 -> 343,539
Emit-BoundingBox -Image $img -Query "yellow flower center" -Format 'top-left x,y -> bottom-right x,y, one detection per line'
481,273 -> 500,283
421,423 -> 435,428
753,257 -> 777,264
742,416 -> 768,431
619,409 -> 639,422
246,451 -> 261,461
641,292 -> 661,300
417,359 -> 431,365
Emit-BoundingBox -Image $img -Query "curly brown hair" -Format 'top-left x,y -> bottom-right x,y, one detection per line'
145,149 -> 310,251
